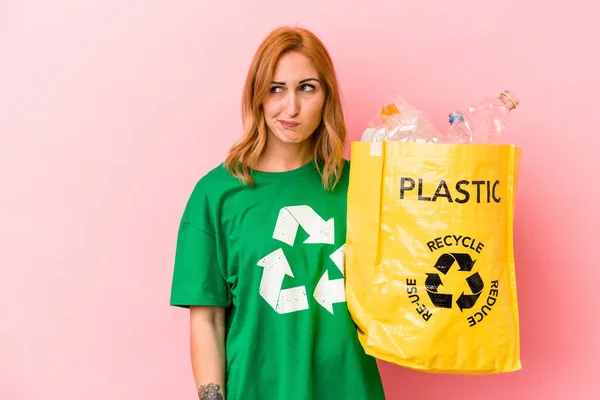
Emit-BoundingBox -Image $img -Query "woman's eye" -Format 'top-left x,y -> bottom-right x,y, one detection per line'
270,86 -> 284,94
300,84 -> 315,92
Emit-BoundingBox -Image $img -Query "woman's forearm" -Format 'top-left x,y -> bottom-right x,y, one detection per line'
190,306 -> 226,400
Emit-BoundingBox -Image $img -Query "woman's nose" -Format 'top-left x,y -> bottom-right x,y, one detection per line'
285,92 -> 300,117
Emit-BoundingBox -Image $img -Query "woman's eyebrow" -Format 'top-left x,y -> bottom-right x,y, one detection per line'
299,78 -> 320,84
270,78 -> 321,85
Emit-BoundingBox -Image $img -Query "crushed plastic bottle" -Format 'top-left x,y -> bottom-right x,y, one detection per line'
360,95 -> 441,143
446,90 -> 519,144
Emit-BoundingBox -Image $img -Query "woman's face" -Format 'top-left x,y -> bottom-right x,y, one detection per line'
262,51 -> 326,145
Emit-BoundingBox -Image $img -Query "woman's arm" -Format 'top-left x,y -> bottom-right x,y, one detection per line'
190,306 -> 226,400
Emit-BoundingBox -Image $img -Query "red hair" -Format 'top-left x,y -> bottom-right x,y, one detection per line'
224,26 -> 346,190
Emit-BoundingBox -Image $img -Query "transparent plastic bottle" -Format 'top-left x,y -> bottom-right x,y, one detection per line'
446,90 -> 519,144
360,95 -> 441,143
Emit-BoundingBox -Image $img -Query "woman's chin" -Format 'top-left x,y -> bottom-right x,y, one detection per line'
276,130 -> 312,145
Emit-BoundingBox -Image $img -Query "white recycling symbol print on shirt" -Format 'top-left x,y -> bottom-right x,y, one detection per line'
257,205 -> 346,315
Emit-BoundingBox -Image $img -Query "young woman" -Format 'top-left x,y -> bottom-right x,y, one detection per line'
170,26 -> 385,400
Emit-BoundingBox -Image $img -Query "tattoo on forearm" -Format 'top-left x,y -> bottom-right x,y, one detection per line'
198,382 -> 223,400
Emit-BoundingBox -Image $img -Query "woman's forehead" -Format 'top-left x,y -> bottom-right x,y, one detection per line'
272,52 -> 318,82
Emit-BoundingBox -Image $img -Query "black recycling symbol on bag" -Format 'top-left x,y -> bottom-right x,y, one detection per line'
425,253 -> 484,311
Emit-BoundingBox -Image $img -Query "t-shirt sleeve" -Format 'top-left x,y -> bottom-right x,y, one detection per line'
169,182 -> 231,308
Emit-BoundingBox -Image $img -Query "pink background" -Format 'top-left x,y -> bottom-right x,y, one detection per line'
1,0 -> 599,399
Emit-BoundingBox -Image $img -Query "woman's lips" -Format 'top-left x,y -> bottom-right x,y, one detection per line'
279,120 -> 300,129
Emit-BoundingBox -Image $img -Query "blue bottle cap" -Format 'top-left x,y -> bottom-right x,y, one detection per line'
448,112 -> 463,124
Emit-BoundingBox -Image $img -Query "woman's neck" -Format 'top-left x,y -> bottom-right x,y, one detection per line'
253,137 -> 313,173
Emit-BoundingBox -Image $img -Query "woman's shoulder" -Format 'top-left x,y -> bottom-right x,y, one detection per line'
181,163 -> 241,227
190,162 -> 241,198
342,158 -> 350,170
197,162 -> 234,183
340,157 -> 351,181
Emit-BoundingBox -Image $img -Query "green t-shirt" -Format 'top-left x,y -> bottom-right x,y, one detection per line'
170,160 -> 385,400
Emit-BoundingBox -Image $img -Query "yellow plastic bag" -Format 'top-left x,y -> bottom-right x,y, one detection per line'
346,141 -> 522,374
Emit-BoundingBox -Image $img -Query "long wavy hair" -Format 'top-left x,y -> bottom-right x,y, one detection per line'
224,26 -> 346,191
